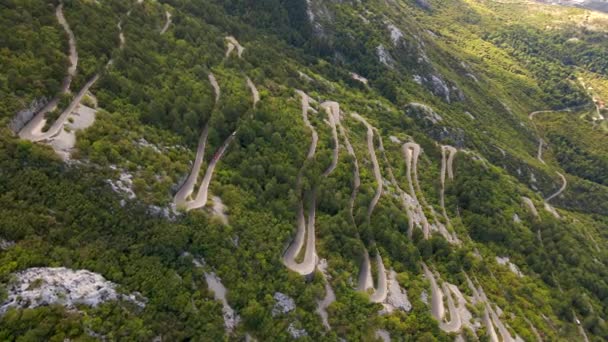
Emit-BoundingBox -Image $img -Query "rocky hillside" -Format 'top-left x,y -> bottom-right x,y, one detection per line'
1,0 -> 607,340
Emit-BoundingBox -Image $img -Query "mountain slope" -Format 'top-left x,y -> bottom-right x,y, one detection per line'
1,0 -> 607,340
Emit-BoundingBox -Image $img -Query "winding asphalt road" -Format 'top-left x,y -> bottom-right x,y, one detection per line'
337,116 -> 360,224
357,249 -> 388,303
320,102 -> 341,177
173,124 -> 210,207
283,91 -> 320,276
440,146 -> 457,223
19,2 -> 78,141
351,113 -> 382,222
402,143 -> 431,239
423,263 -> 445,321
188,133 -> 236,211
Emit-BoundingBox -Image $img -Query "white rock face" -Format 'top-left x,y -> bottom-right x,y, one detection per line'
375,329 -> 391,342
382,270 -> 412,313
496,256 -> 524,278
0,267 -> 144,314
272,292 -> 296,316
108,172 -> 136,199
513,213 -> 521,224
376,44 -> 394,67
387,24 -> 404,45
204,272 -> 240,332
0,239 -> 15,250
287,322 -> 308,339
351,72 -> 368,85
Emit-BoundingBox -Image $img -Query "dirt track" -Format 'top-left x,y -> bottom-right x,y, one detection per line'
160,11 -> 172,34
545,172 -> 567,202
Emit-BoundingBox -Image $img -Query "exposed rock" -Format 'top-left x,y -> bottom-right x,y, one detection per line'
375,329 -> 391,342
136,138 -> 161,153
429,126 -> 466,148
298,71 -> 314,82
204,272 -> 240,332
147,205 -> 177,220
107,172 -> 136,199
377,44 -> 394,67
431,75 -> 451,102
272,292 -> 296,316
351,72 -> 368,85
496,256 -> 524,277
0,239 -> 15,250
405,103 -> 443,124
420,290 -> 429,304
210,196 -> 229,224
305,0 -> 332,38
287,322 -> 308,339
0,267 -> 145,314
9,97 -> 48,133
387,24 -> 404,46
382,270 -> 412,313
513,213 -> 522,224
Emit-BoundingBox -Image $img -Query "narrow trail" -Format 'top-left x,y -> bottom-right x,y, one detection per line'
573,312 -> 590,342
118,21 -> 125,49
356,249 -> 387,303
160,11 -> 172,35
225,36 -> 245,58
545,172 -> 567,202
19,2 -> 78,140
528,106 -> 582,120
351,113 -> 382,222
58,2 -> 78,80
537,138 -> 545,164
246,77 -> 259,108
316,260 -> 336,330
282,91 -> 319,276
522,197 -> 539,218
320,102 -> 341,177
209,73 -> 220,103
